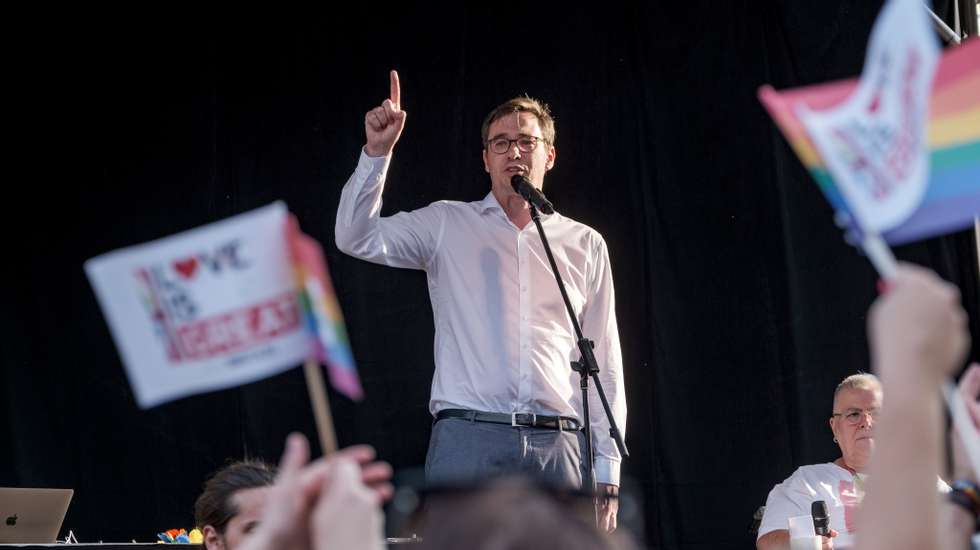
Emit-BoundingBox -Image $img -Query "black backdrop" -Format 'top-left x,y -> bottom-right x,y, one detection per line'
3,2 -> 978,549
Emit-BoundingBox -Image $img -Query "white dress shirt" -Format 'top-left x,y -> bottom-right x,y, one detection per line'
335,150 -> 626,485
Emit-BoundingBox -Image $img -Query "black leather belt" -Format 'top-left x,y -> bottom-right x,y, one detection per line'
436,408 -> 581,431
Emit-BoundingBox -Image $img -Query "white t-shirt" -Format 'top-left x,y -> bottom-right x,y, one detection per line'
758,463 -> 950,549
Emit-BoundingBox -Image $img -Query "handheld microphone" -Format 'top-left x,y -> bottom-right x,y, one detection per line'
811,500 -> 830,537
510,175 -> 555,215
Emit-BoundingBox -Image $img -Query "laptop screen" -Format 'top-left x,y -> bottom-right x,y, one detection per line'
0,488 -> 73,544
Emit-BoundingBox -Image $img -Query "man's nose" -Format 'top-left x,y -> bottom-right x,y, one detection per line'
507,143 -> 522,158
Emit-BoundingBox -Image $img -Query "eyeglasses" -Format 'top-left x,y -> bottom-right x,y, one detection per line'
832,408 -> 880,425
485,135 -> 546,154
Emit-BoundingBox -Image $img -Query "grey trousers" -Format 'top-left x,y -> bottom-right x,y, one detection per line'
424,417 -> 588,489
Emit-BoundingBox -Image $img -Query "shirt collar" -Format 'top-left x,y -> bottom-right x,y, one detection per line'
477,192 -> 558,220
477,192 -> 502,214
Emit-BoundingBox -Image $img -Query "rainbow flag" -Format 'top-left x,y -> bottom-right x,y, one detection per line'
287,216 -> 363,401
759,38 -> 980,245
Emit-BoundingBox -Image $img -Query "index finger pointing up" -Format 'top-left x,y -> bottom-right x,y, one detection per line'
390,70 -> 401,109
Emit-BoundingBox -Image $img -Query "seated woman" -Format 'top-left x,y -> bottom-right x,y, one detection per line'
756,373 -> 879,550
757,372 -> 950,550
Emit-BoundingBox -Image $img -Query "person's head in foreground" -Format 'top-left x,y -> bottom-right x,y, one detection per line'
195,460 -> 277,550
412,477 -> 636,550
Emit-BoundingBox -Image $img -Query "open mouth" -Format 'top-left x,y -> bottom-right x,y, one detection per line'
505,165 -> 528,175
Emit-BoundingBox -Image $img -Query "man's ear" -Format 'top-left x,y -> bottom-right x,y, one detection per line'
483,148 -> 490,173
546,145 -> 556,171
203,525 -> 224,550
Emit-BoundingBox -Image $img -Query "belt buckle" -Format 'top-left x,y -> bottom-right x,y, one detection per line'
511,412 -> 536,427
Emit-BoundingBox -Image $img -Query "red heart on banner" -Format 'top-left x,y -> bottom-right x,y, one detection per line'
173,257 -> 199,280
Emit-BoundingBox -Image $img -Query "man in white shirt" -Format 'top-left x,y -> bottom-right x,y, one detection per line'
334,71 -> 626,531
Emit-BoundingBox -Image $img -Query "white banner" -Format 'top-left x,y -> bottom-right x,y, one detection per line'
797,0 -> 939,233
85,202 -> 310,408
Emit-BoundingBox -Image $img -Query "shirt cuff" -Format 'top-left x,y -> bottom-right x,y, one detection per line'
360,146 -> 391,167
594,457 -> 621,487
356,147 -> 391,182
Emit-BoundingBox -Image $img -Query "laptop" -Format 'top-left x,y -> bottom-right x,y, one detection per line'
0,488 -> 73,543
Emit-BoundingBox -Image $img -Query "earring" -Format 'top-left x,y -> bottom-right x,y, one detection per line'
833,437 -> 838,443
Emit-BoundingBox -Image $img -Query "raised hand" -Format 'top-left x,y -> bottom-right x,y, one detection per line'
333,444 -> 394,502
310,459 -> 385,550
364,70 -> 406,157
868,263 -> 970,384
234,435 -> 393,550
236,433 -> 316,550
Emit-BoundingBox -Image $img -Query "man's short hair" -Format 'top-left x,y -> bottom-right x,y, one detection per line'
833,373 -> 883,404
194,460 -> 277,532
481,96 -> 556,146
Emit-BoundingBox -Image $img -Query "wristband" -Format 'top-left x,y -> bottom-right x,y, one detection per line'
949,479 -> 980,531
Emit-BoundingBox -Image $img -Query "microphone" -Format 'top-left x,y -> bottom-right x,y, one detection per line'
510,175 -> 555,215
811,500 -> 830,537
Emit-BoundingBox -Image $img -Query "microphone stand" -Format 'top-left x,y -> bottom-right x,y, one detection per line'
527,203 -> 629,498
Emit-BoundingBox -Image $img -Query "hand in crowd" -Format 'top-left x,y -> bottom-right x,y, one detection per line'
364,70 -> 406,157
857,264 -> 972,550
237,433 -> 391,550
868,263 -> 970,384
336,443 -> 396,502
310,457 -> 384,550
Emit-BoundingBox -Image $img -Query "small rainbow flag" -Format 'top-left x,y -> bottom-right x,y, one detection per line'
759,38 -> 980,245
287,216 -> 363,401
